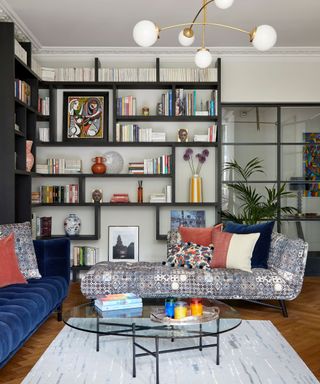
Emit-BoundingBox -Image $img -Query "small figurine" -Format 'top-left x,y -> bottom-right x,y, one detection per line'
91,189 -> 103,203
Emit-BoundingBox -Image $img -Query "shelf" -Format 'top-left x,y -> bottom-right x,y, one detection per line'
71,265 -> 92,270
15,55 -> 40,80
15,98 -> 38,114
32,202 -> 218,207
15,169 -> 31,176
35,141 -> 217,148
32,173 -> 172,178
36,235 -> 98,240
15,130 -> 25,138
37,115 -> 50,121
116,115 -> 218,122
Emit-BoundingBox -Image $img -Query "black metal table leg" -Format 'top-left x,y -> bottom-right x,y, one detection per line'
171,325 -> 174,342
216,318 -> 220,365
199,324 -> 203,351
155,336 -> 160,384
132,323 -> 136,378
96,316 -> 100,352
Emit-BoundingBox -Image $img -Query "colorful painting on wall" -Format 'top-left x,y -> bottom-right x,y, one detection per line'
63,92 -> 108,142
170,210 -> 205,230
303,132 -> 320,197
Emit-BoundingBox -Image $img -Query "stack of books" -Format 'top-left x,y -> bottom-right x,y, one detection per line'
150,193 -> 166,203
36,159 -> 82,174
14,79 -> 31,106
73,246 -> 98,266
94,293 -> 142,313
14,40 -> 27,64
110,193 -> 129,203
38,127 -> 50,142
128,162 -> 144,174
117,96 -> 137,116
32,192 -> 41,204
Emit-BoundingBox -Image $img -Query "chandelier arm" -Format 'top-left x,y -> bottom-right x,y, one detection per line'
190,0 -> 215,30
160,22 -> 250,36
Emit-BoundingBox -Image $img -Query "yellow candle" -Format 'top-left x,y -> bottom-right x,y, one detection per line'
174,301 -> 188,319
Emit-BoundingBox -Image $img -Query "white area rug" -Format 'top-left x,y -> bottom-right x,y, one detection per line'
22,320 -> 318,384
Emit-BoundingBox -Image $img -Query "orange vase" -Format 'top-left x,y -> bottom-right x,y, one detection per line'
189,174 -> 203,203
91,156 -> 107,174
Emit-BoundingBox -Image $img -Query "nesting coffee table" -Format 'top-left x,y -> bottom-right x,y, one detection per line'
63,299 -> 241,384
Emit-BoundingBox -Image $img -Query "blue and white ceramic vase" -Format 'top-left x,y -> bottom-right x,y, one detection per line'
64,213 -> 81,236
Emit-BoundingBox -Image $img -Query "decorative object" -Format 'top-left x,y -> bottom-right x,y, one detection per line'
211,231 -> 260,273
142,106 -> 149,116
108,226 -> 139,262
91,189 -> 103,203
183,148 -> 209,203
157,102 -> 163,115
152,306 -> 219,324
165,297 -> 176,318
133,0 -> 277,68
91,156 -> 107,174
103,151 -> 124,174
64,214 -> 81,236
63,92 -> 108,142
137,180 -> 143,203
174,301 -> 188,319
222,157 -> 296,224
170,210 -> 205,230
177,128 -> 188,142
0,221 -> 41,279
303,132 -> 320,197
190,298 -> 203,316
26,140 -> 34,172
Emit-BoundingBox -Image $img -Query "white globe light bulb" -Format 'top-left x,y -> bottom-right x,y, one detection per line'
133,20 -> 158,47
178,30 -> 195,46
252,25 -> 277,51
195,48 -> 213,69
215,0 -> 234,10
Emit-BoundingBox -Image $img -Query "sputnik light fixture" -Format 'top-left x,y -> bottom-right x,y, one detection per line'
133,0 -> 277,68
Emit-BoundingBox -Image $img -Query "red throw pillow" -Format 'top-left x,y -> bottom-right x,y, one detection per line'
0,233 -> 27,287
179,224 -> 223,247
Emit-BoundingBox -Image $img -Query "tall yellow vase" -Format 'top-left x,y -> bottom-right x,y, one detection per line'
189,174 -> 203,203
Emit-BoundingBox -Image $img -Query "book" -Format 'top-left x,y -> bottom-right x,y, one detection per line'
95,293 -> 142,307
94,301 -> 142,311
96,306 -> 143,318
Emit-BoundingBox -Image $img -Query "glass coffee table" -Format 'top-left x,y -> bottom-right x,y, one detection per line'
63,299 -> 241,384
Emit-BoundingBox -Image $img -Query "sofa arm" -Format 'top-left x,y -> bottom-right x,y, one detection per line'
268,233 -> 308,298
33,238 -> 70,284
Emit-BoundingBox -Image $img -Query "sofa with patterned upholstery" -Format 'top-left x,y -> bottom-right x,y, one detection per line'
0,233 -> 70,368
80,231 -> 308,317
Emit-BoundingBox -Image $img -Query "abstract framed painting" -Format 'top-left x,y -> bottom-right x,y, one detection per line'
63,92 -> 108,143
303,132 -> 320,197
108,226 -> 139,262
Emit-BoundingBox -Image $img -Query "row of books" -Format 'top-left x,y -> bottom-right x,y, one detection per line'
14,40 -> 27,64
159,91 -> 173,116
41,67 -> 95,82
94,293 -> 142,312
36,159 -> 82,174
38,127 -> 50,142
14,79 -> 31,106
116,96 -> 137,116
175,89 -> 218,116
128,155 -> 171,174
38,96 -> 50,115
73,246 -> 98,267
150,185 -> 172,203
35,184 -> 79,204
31,215 -> 52,238
159,67 -> 218,82
115,124 -> 166,142
99,68 -> 157,82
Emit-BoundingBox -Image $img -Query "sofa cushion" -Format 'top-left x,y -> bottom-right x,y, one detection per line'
0,276 -> 68,365
0,233 -> 27,288
179,224 -> 222,247
0,222 -> 41,279
224,221 -> 274,269
165,242 -> 213,269
211,231 -> 260,273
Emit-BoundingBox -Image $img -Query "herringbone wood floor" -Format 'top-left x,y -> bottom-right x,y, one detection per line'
0,277 -> 319,384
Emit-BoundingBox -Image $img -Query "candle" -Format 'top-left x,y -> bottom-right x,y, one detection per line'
190,298 -> 203,316
174,301 -> 188,319
165,298 -> 176,318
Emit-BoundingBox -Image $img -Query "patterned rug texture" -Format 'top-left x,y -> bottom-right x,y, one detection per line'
22,320 -> 318,384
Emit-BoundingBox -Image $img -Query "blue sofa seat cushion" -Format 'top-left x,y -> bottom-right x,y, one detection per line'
0,276 -> 68,365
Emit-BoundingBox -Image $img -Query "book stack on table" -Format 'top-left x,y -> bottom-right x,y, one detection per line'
94,293 -> 143,317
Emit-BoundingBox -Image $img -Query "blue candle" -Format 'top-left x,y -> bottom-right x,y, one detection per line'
165,298 -> 176,318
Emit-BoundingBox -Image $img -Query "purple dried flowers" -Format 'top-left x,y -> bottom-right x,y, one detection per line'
183,148 -> 209,175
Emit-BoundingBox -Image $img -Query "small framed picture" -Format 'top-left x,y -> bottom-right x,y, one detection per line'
63,92 -> 108,143
108,226 -> 139,262
177,128 -> 188,142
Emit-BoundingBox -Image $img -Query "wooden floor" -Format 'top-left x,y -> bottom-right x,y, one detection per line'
1,277 -> 319,384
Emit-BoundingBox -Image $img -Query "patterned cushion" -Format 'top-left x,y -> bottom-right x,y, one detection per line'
0,222 -> 41,279
165,242 -> 213,270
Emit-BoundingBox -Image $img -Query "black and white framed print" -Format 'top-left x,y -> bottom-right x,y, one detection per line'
108,226 -> 139,262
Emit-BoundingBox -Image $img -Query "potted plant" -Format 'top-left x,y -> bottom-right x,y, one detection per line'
222,157 -> 296,224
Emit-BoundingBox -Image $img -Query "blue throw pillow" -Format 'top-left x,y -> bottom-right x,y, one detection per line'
224,221 -> 274,269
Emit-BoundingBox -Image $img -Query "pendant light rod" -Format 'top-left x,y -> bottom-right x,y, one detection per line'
160,22 -> 250,36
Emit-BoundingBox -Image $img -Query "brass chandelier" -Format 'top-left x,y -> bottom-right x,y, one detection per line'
133,0 -> 277,68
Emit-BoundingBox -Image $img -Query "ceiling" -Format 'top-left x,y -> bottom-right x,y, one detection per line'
1,0 -> 320,49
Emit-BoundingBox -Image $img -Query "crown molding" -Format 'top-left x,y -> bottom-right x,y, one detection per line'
0,0 -> 41,49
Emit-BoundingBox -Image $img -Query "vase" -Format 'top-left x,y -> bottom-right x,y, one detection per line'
91,156 -> 106,174
26,140 -> 34,172
64,213 -> 81,236
189,174 -> 203,203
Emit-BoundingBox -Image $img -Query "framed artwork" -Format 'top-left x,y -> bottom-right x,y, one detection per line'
108,226 -> 139,262
170,210 -> 205,230
303,133 -> 320,197
63,92 -> 108,143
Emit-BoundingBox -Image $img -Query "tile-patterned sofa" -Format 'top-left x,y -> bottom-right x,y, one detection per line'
81,232 -> 308,316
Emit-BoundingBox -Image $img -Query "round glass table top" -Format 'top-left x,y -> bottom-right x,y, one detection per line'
63,299 -> 241,339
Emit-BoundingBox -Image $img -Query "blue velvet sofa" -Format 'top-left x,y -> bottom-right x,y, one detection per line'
0,238 -> 70,368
